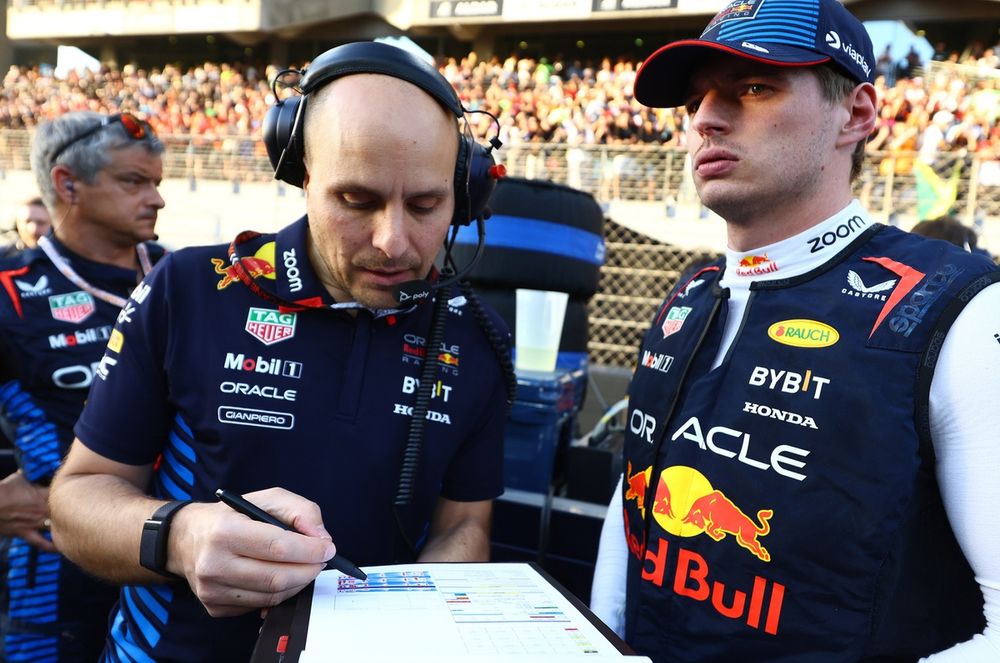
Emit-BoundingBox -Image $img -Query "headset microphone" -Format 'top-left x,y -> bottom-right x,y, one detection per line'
393,280 -> 433,306
391,215 -> 487,307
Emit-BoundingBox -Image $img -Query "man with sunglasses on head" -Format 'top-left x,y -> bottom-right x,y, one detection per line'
590,1 -> 1000,661
0,111 -> 166,662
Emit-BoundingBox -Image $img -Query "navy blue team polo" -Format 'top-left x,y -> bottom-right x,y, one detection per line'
0,238 -> 164,662
75,216 -> 509,662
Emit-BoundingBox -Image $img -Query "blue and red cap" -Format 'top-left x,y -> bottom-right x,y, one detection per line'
634,0 -> 875,108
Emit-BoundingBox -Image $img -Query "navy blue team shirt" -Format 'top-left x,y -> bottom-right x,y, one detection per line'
0,237 -> 164,662
75,216 -> 509,662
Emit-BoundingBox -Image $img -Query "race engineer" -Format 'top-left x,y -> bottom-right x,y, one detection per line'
48,42 -> 514,662
0,110 -> 166,662
590,1 -> 1000,661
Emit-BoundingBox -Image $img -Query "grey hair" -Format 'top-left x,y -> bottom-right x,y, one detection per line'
30,111 -> 165,210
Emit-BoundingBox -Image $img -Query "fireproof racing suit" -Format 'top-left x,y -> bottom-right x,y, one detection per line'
0,237 -> 164,662
593,201 -> 1000,662
72,216 -> 510,662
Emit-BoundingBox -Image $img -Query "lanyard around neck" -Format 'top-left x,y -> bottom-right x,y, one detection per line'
38,235 -> 152,309
227,230 -> 414,317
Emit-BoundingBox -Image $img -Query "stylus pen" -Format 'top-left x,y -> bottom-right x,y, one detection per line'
215,489 -> 367,581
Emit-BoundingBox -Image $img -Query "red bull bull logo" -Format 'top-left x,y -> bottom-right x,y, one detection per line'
624,461 -> 652,513
682,490 -> 772,562
212,242 -> 278,290
735,253 -> 779,277
645,465 -> 773,563
624,464 -> 785,635
738,255 -> 768,268
438,352 -> 460,367
707,0 -> 763,30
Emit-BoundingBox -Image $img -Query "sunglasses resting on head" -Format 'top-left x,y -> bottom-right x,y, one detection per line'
49,112 -> 152,163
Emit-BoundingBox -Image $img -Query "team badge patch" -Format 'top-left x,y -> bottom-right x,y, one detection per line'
661,306 -> 692,338
48,291 -> 95,324
706,0 -> 765,31
245,307 -> 297,345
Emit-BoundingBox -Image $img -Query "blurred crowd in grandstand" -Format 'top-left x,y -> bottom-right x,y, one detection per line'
0,40 -> 997,188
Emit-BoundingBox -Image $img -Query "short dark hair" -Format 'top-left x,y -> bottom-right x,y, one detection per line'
812,63 -> 866,183
910,216 -> 978,251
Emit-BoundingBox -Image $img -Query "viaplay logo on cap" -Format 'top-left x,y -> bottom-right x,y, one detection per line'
824,30 -> 872,79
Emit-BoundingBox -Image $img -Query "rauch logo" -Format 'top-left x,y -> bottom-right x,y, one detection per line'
767,319 -> 839,348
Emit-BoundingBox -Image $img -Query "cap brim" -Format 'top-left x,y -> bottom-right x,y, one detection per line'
634,39 -> 832,108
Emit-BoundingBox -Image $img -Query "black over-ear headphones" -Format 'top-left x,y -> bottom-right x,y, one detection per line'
264,41 -> 499,227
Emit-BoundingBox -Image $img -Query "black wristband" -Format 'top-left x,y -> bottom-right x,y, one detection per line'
139,500 -> 192,579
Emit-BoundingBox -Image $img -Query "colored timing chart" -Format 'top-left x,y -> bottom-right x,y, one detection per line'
434,568 -> 601,655
336,570 -> 436,593
308,564 -> 620,658
333,571 -> 438,611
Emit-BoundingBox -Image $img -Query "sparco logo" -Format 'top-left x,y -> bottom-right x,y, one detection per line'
825,31 -> 871,78
807,215 -> 864,253
224,352 -> 302,378
889,264 -> 961,337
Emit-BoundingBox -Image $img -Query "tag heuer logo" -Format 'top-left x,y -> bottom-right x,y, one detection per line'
661,306 -> 691,339
245,307 -> 297,345
49,291 -> 96,324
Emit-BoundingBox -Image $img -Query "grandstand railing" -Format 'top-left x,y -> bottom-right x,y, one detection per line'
2,130 -> 995,224
2,129 -> 997,368
924,59 -> 1000,88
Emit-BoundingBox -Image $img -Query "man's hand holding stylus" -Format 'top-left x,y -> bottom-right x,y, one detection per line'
166,487 -> 336,617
